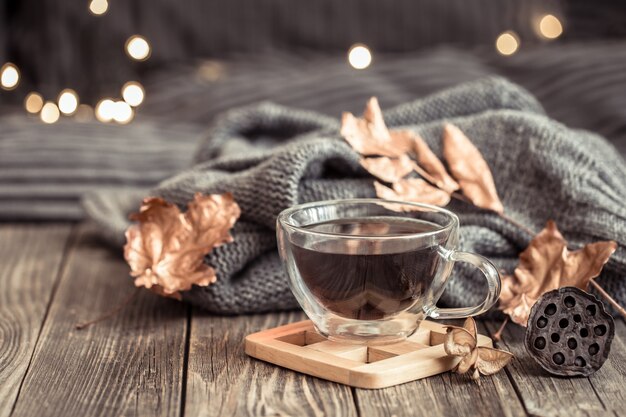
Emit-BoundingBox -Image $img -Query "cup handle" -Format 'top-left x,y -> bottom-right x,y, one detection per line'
428,250 -> 502,319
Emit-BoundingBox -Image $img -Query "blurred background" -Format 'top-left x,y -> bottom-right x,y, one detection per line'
1,0 -> 625,220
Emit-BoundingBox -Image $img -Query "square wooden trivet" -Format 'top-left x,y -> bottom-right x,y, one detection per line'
245,319 -> 493,389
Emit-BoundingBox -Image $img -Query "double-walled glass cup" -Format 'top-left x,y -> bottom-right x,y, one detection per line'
277,198 -> 501,345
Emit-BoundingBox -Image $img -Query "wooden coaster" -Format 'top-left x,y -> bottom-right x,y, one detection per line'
245,319 -> 493,389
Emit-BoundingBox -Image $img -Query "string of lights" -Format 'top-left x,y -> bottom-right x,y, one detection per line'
1,8 -> 564,123
0,0 -> 149,125
347,13 -> 564,69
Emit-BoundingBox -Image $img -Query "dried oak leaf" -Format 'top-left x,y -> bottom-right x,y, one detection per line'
360,154 -> 417,183
374,178 -> 451,207
343,99 -> 504,215
341,97 -> 413,157
442,123 -> 504,214
499,220 -> 617,326
392,130 -> 460,193
124,192 -> 241,299
444,318 -> 513,380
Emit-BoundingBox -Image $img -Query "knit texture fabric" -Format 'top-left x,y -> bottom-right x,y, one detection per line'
85,77 -> 626,315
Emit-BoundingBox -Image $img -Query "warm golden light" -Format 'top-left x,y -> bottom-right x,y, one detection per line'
539,15 -> 563,39
496,32 -> 520,56
89,0 -> 108,15
1,63 -> 20,90
125,35 -> 151,61
113,101 -> 134,124
122,81 -> 145,107
75,104 -> 94,122
24,92 -> 44,114
40,102 -> 60,124
348,44 -> 372,70
58,89 -> 79,115
197,60 -> 224,82
95,99 -> 115,122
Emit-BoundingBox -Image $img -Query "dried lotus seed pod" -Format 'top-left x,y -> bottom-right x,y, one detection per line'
525,287 -> 614,377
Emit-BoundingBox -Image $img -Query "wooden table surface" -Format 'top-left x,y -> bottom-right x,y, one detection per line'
1,223 -> 625,417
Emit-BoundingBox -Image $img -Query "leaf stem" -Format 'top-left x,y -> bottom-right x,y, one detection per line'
492,318 -> 509,342
450,191 -> 471,204
75,288 -> 141,330
497,212 -> 535,237
589,280 -> 626,320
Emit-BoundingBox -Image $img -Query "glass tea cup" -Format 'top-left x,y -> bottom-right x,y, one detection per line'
276,198 -> 501,345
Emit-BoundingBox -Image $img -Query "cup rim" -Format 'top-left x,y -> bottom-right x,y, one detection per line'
277,198 -> 459,241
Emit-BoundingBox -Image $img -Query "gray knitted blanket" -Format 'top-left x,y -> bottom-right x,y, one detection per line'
85,77 -> 626,315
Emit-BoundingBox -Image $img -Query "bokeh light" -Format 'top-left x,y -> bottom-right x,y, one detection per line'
122,81 -> 145,107
40,102 -> 60,124
539,15 -> 563,39
496,31 -> 520,56
24,92 -> 44,114
197,60 -> 224,82
58,89 -> 79,115
113,101 -> 134,124
125,35 -> 151,61
89,0 -> 108,15
1,63 -> 20,90
348,44 -> 372,70
95,99 -> 115,122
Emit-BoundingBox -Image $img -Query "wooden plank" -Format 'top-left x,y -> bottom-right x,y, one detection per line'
483,320 -> 610,417
354,321 -> 527,417
10,225 -> 188,417
586,320 -> 626,415
186,311 -> 358,417
0,224 -> 73,417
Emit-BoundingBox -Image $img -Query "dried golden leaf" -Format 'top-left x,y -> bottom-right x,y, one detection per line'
147,284 -> 183,301
184,193 -> 239,248
463,317 -> 478,340
124,192 -> 241,299
443,317 -> 513,379
392,130 -> 460,193
444,327 -> 477,357
499,220 -> 617,326
393,178 -> 451,206
125,199 -> 185,281
341,97 -> 413,157
498,293 -> 535,328
442,123 -> 504,213
456,347 -> 478,374
360,155 -> 416,183
374,178 -> 451,208
476,347 -> 514,375
563,240 -> 619,286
